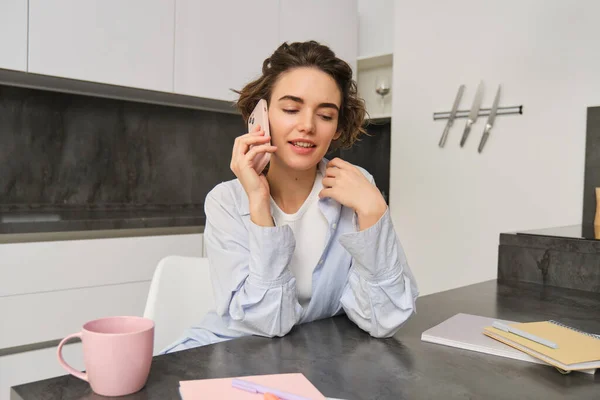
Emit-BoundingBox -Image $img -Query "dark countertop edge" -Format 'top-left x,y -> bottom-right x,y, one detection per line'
500,231 -> 584,245
0,209 -> 207,241
0,224 -> 205,244
0,216 -> 205,234
499,232 -> 600,253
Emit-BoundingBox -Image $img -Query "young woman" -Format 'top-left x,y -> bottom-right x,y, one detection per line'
163,41 -> 418,353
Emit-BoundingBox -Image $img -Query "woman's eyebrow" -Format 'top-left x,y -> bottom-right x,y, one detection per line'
278,95 -> 339,111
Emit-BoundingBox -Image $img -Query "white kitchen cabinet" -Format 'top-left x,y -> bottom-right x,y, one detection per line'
0,0 -> 28,71
0,281 -> 152,350
0,233 -> 203,348
28,0 -> 175,92
174,0 -> 279,102
0,233 -> 203,297
22,0 -> 357,103
0,342 -> 83,400
0,231 -> 204,398
279,0 -> 358,74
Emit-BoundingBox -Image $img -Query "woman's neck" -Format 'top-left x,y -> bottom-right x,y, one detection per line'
267,158 -> 318,214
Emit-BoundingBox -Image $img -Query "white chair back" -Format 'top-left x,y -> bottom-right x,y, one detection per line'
143,255 -> 215,355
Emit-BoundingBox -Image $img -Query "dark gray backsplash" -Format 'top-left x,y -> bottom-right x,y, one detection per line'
0,84 -> 390,210
328,119 -> 391,203
583,106 -> 600,226
0,84 -> 243,209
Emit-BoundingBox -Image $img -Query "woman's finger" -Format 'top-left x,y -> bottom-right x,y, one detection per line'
236,129 -> 265,145
231,135 -> 246,166
322,177 -> 336,188
231,138 -> 239,164
318,187 -> 335,200
233,130 -> 264,162
245,144 -> 278,162
240,133 -> 269,146
238,134 -> 270,154
324,166 -> 341,178
327,157 -> 350,169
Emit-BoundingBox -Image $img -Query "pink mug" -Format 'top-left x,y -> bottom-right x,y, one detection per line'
57,316 -> 154,397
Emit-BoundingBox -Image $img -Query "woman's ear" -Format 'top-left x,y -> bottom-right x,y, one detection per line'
333,131 -> 342,140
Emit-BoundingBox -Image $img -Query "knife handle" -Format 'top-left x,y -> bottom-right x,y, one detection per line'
460,121 -> 473,147
438,123 -> 452,148
478,124 -> 492,153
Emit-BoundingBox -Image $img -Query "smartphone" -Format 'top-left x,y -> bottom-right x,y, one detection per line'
247,99 -> 271,174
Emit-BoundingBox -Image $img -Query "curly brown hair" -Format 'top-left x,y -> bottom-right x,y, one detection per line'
234,41 -> 367,150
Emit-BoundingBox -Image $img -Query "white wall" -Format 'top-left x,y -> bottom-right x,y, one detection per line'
390,0 -> 600,295
357,65 -> 393,118
357,0 -> 394,57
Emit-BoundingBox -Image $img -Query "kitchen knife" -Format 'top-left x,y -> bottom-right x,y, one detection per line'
478,85 -> 501,153
438,84 -> 465,148
459,81 -> 484,147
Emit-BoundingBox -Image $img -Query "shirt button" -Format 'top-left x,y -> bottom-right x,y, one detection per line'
319,259 -> 324,264
332,223 -> 337,229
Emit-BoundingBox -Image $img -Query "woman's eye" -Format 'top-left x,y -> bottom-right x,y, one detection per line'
283,109 -> 298,114
319,115 -> 333,121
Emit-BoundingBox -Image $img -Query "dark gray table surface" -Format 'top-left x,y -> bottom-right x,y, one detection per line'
11,280 -> 600,399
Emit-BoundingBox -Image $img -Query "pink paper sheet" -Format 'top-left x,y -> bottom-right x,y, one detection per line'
179,373 -> 326,400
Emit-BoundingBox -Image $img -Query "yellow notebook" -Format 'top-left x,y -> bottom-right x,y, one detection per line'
483,320 -> 600,372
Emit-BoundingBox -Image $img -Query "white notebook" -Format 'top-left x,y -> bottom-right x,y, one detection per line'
421,313 -> 596,375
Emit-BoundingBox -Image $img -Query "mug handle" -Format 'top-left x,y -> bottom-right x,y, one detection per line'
56,332 -> 88,382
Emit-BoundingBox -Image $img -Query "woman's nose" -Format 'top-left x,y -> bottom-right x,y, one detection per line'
297,111 -> 315,134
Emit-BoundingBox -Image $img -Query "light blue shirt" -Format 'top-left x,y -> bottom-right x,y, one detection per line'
162,159 -> 419,353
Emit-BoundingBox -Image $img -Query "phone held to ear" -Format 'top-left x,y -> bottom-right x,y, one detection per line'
248,99 -> 271,174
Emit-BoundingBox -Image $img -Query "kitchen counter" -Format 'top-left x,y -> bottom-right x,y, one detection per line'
0,206 -> 205,243
498,224 -> 600,293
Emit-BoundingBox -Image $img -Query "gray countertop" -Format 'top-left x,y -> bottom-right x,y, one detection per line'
11,279 -> 600,399
0,207 -> 205,242
498,224 -> 600,293
502,224 -> 600,253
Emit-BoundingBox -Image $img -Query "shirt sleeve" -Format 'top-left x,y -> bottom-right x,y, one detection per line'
203,184 -> 303,337
337,175 -> 419,338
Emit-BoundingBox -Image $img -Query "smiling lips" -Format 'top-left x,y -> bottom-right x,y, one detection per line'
291,140 -> 315,148
289,139 -> 316,154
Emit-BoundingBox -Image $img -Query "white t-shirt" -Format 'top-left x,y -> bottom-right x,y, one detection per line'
270,171 -> 329,307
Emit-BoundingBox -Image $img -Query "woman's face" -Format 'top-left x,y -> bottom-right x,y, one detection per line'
267,67 -> 342,172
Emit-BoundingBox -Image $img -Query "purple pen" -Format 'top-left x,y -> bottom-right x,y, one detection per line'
231,378 -> 314,400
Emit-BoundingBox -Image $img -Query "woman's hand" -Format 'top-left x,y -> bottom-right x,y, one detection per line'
320,157 -> 388,230
230,125 -> 277,226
